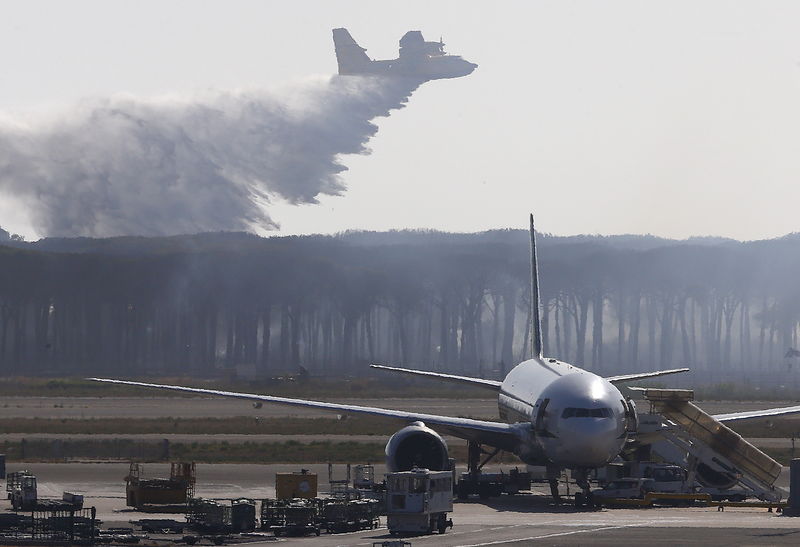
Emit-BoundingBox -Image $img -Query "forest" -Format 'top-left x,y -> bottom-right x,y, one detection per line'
2,228 -> 800,386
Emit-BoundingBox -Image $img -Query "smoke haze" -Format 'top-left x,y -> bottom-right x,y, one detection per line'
0,76 -> 420,237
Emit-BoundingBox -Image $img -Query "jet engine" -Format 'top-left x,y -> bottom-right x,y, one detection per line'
385,421 -> 449,472
695,462 -> 738,490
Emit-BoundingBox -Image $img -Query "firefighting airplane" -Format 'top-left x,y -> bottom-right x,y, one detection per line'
332,28 -> 477,80
90,216 -> 800,503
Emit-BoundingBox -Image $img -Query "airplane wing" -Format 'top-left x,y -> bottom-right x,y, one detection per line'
87,378 -> 521,451
605,368 -> 689,384
370,364 -> 502,391
713,405 -> 800,423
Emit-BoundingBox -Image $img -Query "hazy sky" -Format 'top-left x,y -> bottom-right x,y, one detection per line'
2,1 -> 800,240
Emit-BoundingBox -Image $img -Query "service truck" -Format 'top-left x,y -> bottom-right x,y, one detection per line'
7,471 -> 37,511
594,461 -> 687,492
385,468 -> 453,535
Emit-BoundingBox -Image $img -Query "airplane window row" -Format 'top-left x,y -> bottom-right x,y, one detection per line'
561,407 -> 612,419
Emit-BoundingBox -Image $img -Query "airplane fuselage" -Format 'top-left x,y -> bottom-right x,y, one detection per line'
332,28 -> 477,81
498,357 -> 628,469
340,55 -> 477,80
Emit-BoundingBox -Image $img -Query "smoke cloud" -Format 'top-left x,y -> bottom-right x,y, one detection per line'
0,76 -> 421,237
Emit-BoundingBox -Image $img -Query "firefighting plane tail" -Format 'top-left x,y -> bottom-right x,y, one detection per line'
332,28 -> 477,80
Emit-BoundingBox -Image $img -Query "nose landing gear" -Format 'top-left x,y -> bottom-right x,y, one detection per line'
573,468 -> 599,509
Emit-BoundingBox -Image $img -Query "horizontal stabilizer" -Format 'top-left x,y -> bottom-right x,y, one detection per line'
605,368 -> 689,384
370,364 -> 502,391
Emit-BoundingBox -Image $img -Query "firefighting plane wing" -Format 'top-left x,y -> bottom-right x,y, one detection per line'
332,28 -> 477,80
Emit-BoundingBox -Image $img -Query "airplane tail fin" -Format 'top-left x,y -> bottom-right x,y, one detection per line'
332,28 -> 371,75
530,214 -> 543,359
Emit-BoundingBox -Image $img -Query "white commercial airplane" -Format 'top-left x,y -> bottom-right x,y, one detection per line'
90,216 -> 800,505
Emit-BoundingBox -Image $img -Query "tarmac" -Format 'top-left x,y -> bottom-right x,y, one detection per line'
7,462 -> 800,546
4,397 -> 800,544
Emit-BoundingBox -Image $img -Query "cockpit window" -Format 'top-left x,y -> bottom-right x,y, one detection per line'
562,407 -> 612,419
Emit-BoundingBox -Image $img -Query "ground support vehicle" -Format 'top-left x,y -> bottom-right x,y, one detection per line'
350,498 -> 381,530
186,498 -> 231,534
134,519 -> 185,534
231,498 -> 256,532
386,468 -> 453,536
456,441 -> 531,500
698,487 -> 752,502
634,388 -> 786,502
320,498 -> 379,533
456,467 -> 531,499
592,467 -> 761,507
260,499 -> 281,531
592,478 -> 655,502
594,462 -> 687,491
125,462 -> 195,509
320,499 -> 349,533
592,477 -> 713,507
7,471 -> 37,511
270,498 -> 320,537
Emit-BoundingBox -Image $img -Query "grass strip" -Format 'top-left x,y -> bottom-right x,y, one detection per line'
0,439 -> 523,465
0,414 -> 795,440
0,416 -> 400,435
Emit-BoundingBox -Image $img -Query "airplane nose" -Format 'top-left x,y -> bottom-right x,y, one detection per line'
542,418 -> 624,467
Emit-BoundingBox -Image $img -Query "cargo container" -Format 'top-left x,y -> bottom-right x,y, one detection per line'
276,470 -> 318,500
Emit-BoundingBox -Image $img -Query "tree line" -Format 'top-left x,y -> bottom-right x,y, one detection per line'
1,229 -> 800,384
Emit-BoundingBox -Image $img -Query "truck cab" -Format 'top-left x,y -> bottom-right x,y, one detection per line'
642,464 -> 688,493
7,471 -> 38,511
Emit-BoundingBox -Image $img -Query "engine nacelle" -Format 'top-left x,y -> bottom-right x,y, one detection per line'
385,421 -> 449,472
695,462 -> 738,490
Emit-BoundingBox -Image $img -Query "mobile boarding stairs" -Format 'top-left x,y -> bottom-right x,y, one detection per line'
632,388 -> 786,503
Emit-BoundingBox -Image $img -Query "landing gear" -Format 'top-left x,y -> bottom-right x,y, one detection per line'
549,478 -> 561,504
572,468 -> 598,509
573,491 -> 596,509
456,441 -> 504,500
467,441 -> 501,474
547,466 -> 562,504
